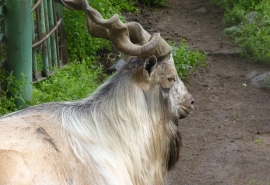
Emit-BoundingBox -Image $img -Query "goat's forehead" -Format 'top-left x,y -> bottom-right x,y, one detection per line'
157,61 -> 178,75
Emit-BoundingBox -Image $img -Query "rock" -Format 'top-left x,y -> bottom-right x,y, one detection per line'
208,50 -> 241,57
224,12 -> 265,34
246,70 -> 270,88
193,6 -> 206,14
109,58 -> 125,71
223,26 -> 240,34
245,11 -> 263,24
250,72 -> 270,88
246,71 -> 258,80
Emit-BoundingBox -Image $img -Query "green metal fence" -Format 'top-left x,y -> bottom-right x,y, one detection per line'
0,0 -> 5,66
0,0 -> 68,108
31,0 -> 68,81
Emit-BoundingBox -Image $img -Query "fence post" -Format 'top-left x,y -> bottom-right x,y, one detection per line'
5,0 -> 32,108
48,0 -> 58,67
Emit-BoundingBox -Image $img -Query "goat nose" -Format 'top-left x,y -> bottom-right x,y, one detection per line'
191,99 -> 195,105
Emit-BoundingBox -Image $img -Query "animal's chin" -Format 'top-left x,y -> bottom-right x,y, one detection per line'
178,106 -> 193,119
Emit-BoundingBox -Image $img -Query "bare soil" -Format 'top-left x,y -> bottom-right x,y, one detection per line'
124,0 -> 270,184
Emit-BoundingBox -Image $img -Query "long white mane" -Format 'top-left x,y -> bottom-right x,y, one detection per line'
60,59 -> 179,185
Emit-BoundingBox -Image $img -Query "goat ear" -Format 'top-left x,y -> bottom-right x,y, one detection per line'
143,55 -> 157,78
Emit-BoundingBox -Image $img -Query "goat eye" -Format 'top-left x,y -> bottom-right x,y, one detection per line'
168,77 -> 176,82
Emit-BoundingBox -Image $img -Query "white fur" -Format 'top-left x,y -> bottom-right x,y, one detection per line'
61,76 -> 172,185
0,56 -> 193,185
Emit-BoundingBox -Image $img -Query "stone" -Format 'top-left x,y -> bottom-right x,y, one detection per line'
250,72 -> 270,88
193,6 -> 206,14
109,58 -> 125,71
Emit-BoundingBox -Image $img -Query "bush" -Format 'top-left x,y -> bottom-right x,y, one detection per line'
0,71 -> 26,116
232,22 -> 270,62
212,0 -> 270,63
170,40 -> 207,78
33,59 -> 107,104
223,5 -> 246,25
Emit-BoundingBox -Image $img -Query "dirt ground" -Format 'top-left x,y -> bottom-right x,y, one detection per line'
124,0 -> 270,184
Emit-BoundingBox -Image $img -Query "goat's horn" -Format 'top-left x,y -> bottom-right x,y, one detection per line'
82,2 -> 161,57
54,0 -> 171,58
126,22 -> 171,57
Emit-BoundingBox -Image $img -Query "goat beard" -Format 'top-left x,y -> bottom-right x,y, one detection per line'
167,131 -> 181,171
166,116 -> 182,171
158,88 -> 182,171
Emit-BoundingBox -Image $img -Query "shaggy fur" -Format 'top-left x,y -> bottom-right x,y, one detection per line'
0,55 -> 193,185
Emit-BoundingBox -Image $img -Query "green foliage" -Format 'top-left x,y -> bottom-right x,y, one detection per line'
63,9 -> 110,61
170,40 -> 207,78
223,5 -> 246,25
212,0 -> 270,63
0,71 -> 26,116
230,22 -> 270,62
33,59 -> 106,104
211,0 -> 261,13
63,0 -> 137,61
213,0 -> 268,26
139,0 -> 167,7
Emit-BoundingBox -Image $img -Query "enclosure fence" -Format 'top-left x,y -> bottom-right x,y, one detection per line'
0,0 -> 68,108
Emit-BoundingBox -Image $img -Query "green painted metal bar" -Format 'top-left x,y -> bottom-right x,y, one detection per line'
0,3 -> 5,35
40,0 -> 49,77
32,0 -> 38,80
32,18 -> 62,48
48,0 -> 58,67
56,4 -> 68,66
43,0 -> 52,70
56,3 -> 63,66
5,0 -> 32,108
0,34 -> 3,42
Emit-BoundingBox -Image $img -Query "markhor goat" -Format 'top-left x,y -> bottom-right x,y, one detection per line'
0,55 -> 193,185
0,0 -> 194,185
